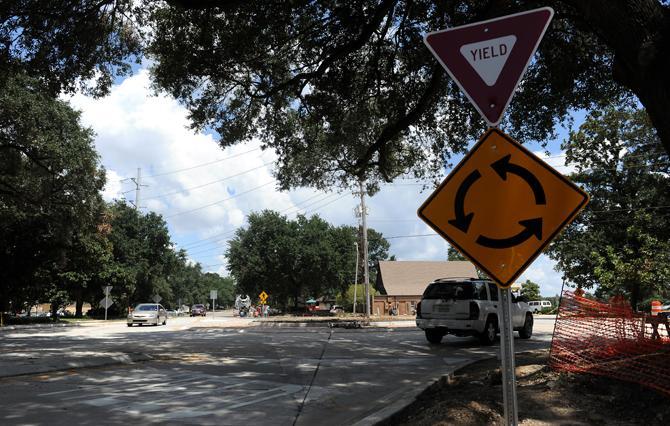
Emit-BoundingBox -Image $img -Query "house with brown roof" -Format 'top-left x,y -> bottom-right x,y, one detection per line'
373,260 -> 478,316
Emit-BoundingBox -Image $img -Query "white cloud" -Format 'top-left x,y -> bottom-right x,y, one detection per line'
533,150 -> 576,175
101,169 -> 124,202
66,67 -> 571,295
519,254 -> 565,297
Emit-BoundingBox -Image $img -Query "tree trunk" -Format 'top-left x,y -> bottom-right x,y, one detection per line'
50,302 -> 58,322
75,287 -> 83,318
630,283 -> 640,312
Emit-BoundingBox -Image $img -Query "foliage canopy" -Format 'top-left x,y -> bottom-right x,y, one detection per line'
547,107 -> 670,309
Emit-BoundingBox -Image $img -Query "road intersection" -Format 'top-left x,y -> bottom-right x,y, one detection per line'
0,314 -> 555,425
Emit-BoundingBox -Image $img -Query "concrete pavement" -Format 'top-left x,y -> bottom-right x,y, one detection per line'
0,314 -> 555,425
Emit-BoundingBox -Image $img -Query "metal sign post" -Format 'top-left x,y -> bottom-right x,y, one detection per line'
210,290 -> 218,314
419,8 -> 588,426
105,286 -> 110,321
102,286 -> 113,321
152,294 -> 162,318
498,287 -> 519,426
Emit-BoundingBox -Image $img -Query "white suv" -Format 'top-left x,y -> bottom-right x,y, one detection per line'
416,278 -> 534,345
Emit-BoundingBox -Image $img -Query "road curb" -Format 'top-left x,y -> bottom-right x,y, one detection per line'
255,320 -> 370,328
254,320 -> 416,328
350,358 -> 487,426
0,353 -> 154,379
0,322 -> 82,332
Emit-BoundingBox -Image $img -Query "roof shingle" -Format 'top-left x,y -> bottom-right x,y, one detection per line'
377,261 -> 478,296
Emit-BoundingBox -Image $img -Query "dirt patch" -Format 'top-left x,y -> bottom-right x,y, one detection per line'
380,349 -> 670,426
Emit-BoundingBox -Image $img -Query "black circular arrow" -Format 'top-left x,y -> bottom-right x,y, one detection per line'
447,154 -> 547,249
448,170 -> 481,233
475,155 -> 546,248
491,154 -> 546,205
476,218 -> 543,249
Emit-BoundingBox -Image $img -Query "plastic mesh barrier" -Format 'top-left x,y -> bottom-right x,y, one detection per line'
549,290 -> 670,396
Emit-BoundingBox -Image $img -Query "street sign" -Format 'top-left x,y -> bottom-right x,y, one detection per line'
99,297 -> 113,309
101,286 -> 114,320
418,128 -> 588,288
152,294 -> 162,304
424,7 -> 554,126
210,289 -> 218,313
259,291 -> 268,303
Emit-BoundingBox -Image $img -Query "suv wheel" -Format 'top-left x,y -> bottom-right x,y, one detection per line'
479,317 -> 497,345
425,329 -> 444,344
518,313 -> 533,339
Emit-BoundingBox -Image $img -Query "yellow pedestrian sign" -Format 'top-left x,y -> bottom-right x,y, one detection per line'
418,128 -> 588,288
259,291 -> 268,304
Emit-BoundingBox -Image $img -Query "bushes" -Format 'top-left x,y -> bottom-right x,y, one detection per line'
3,315 -> 55,325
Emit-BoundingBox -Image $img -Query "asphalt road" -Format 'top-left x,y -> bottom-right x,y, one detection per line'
0,314 -> 555,426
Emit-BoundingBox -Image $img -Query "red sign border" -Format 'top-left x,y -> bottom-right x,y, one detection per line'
423,7 -> 554,127
417,128 -> 589,288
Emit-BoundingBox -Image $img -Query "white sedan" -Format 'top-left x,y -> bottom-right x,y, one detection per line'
127,304 -> 167,327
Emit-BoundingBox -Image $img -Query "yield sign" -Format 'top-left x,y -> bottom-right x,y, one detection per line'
418,129 -> 588,288
424,7 -> 554,126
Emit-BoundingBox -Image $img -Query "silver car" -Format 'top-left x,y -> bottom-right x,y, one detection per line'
127,304 -> 168,327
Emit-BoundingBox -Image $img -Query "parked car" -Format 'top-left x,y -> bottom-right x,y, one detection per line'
127,303 -> 167,327
416,278 -> 533,345
190,304 -> 206,317
329,305 -> 344,314
528,300 -> 552,313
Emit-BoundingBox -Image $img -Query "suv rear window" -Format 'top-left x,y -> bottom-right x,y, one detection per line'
423,281 -> 488,300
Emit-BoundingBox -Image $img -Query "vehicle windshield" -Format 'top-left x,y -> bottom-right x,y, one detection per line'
193,304 -> 204,309
136,304 -> 158,311
423,282 -> 484,300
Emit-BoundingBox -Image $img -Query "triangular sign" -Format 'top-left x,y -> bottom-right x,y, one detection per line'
424,7 -> 553,126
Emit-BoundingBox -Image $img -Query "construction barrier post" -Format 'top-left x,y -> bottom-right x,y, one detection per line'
652,300 -> 662,316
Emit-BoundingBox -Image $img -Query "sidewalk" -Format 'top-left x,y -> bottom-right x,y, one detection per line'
0,350 -> 154,378
0,319 -> 127,333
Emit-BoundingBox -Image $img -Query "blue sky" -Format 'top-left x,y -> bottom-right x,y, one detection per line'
66,67 -> 585,298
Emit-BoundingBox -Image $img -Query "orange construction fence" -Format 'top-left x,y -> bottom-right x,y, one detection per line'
550,290 -> 670,397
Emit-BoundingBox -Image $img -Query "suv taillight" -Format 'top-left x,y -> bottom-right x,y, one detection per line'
416,301 -> 422,318
469,301 -> 480,320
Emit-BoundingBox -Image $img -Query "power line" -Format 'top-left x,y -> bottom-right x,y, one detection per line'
179,192 -> 332,250
301,192 -> 352,216
361,205 -> 670,226
202,262 -> 226,269
166,181 -> 275,218
144,147 -> 261,178
386,233 -> 440,239
287,193 -> 345,217
184,192 -> 353,257
143,162 -> 275,201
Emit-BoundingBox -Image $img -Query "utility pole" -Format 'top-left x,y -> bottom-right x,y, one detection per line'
353,241 -> 359,314
130,168 -> 148,210
358,179 -> 370,318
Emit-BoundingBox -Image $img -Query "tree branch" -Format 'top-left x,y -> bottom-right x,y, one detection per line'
0,143 -> 53,174
353,64 -> 444,178
257,0 -> 398,98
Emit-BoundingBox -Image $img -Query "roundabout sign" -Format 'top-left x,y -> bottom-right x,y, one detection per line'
418,128 -> 588,288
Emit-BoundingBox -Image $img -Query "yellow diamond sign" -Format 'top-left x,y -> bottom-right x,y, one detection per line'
259,291 -> 268,303
418,128 -> 588,288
